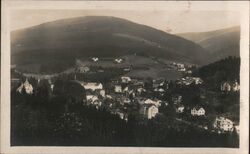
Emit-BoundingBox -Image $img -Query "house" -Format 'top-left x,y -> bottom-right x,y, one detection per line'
213,117 -> 234,132
91,57 -> 99,62
232,81 -> 240,92
177,77 -> 203,86
154,88 -> 165,93
114,58 -> 123,64
176,105 -> 185,113
144,98 -> 161,107
221,82 -> 231,92
193,77 -> 203,85
16,79 -> 33,94
86,95 -> 102,107
137,87 -> 146,95
86,95 -> 99,103
81,82 -> 103,91
140,105 -> 159,119
234,125 -> 240,134
75,66 -> 90,73
114,85 -> 122,93
121,76 -> 132,83
191,107 -> 205,116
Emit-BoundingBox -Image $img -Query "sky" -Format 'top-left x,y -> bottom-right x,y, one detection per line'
10,9 -> 240,34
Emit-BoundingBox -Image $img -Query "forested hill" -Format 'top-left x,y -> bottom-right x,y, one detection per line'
11,16 -> 209,74
177,27 -> 240,63
193,56 -> 240,90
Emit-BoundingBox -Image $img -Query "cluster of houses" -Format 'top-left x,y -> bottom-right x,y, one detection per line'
170,62 -> 194,74
111,76 -> 162,119
171,62 -> 186,72
213,117 -> 239,134
171,94 -> 206,116
13,73 -> 239,135
221,80 -> 240,92
176,77 -> 203,86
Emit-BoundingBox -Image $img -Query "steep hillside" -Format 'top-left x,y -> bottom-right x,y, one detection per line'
11,16 -> 209,73
177,26 -> 240,62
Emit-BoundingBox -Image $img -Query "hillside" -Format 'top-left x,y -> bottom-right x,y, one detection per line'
11,16 -> 209,73
193,56 -> 240,90
177,26 -> 240,62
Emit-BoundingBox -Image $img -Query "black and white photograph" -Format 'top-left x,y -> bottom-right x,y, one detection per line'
1,1 -> 249,154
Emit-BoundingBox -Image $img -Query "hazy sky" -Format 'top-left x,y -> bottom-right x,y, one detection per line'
10,9 -> 240,34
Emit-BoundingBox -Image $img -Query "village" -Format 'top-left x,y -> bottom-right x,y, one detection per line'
11,57 -> 240,137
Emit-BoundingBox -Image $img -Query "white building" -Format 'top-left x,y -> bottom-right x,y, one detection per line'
193,77 -> 203,85
92,57 -> 99,62
221,82 -> 231,92
176,105 -> 185,113
221,81 -> 240,92
191,107 -> 205,116
114,85 -> 122,93
86,95 -> 102,108
144,98 -> 161,107
16,79 -> 33,94
114,58 -> 123,64
141,105 -> 159,119
234,125 -> 240,134
213,117 -> 234,132
232,81 -> 240,92
121,76 -> 132,83
82,82 -> 103,91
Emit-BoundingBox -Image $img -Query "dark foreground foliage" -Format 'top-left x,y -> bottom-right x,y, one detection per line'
11,90 -> 238,147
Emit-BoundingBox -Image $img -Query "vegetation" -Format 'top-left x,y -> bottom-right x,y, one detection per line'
11,79 -> 238,147
193,56 -> 240,91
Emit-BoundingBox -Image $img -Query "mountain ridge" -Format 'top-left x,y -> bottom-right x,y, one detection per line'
11,16 -> 210,73
177,26 -> 240,62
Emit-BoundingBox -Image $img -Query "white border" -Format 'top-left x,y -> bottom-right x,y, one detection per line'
1,1 -> 249,154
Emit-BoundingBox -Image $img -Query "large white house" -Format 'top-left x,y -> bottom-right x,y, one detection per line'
121,76 -> 132,83
191,107 -> 205,116
16,79 -> 33,94
144,98 -> 161,107
213,117 -> 234,132
140,105 -> 159,119
82,82 -> 103,91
